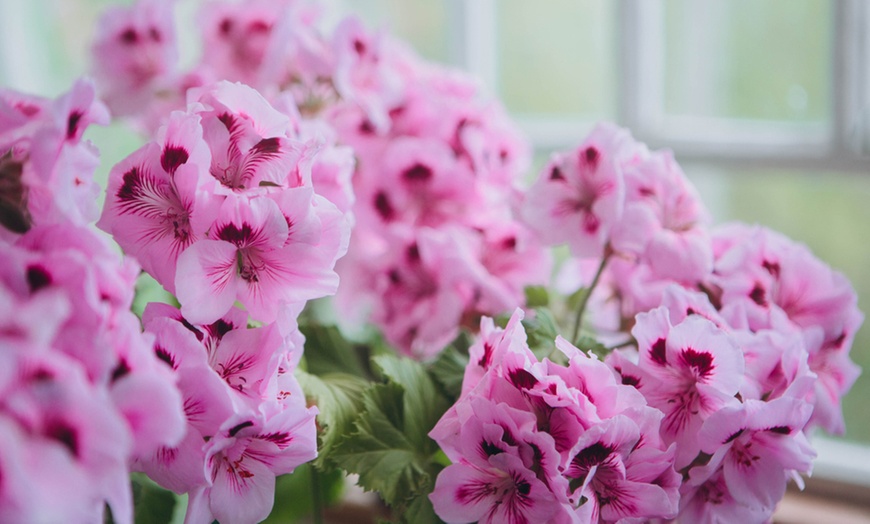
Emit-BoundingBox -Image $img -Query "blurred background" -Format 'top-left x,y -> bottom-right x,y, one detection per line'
2,0 -> 869,491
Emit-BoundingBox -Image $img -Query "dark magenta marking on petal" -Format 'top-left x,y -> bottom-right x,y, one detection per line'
682,348 -> 715,377
249,20 -> 270,33
762,260 -> 781,278
119,27 -> 138,45
650,338 -> 667,366
387,268 -> 401,284
686,308 -> 697,316
250,137 -> 281,157
26,265 -> 52,292
155,346 -> 177,369
481,439 -> 503,457
456,480 -> 495,505
148,26 -> 161,42
516,479 -> 531,496
621,374 -> 641,388
161,145 -> 190,175
478,342 -> 494,368
508,368 -> 538,390
406,243 -> 421,263
179,317 -> 204,341
353,38 -> 366,55
219,18 -> 233,35
206,319 -> 234,340
46,421 -> 79,457
570,441 -> 612,473
229,420 -> 254,437
582,146 -> 600,169
724,429 -> 744,443
501,236 -> 517,250
374,191 -> 394,221
215,222 -> 256,245
111,359 -> 131,382
218,112 -> 236,132
583,213 -> 600,234
359,120 -> 375,135
402,163 -> 433,183
66,111 -> 83,140
749,283 -> 767,307
549,165 -> 565,181
261,431 -> 293,445
768,426 -> 791,435
117,166 -> 142,202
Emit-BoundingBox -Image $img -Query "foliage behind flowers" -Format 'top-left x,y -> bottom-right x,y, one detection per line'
0,0 -> 862,523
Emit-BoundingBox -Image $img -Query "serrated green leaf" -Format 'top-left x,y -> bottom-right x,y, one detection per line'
524,285 -> 550,308
523,307 -> 561,355
427,345 -> 468,401
331,383 -> 429,506
296,370 -> 369,468
300,323 -> 370,377
372,354 -> 451,451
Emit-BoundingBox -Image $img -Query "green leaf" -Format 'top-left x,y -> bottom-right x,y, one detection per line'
522,307 -> 561,358
296,370 -> 369,468
427,345 -> 468,401
331,382 -> 429,506
524,285 -> 550,308
264,464 -> 345,523
574,335 -> 608,359
130,474 -> 177,524
300,324 -> 370,378
372,354 -> 451,451
332,355 -> 452,516
401,489 -> 443,524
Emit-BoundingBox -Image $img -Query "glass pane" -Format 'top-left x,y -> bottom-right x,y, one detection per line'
336,0 -> 450,63
497,0 -> 616,118
688,166 -> 870,444
663,0 -> 832,122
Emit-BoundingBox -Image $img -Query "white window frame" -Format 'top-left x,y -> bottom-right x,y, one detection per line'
450,0 -> 870,494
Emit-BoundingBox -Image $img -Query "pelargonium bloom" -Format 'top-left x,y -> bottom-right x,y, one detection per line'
431,310 -> 680,523
522,123 -> 633,258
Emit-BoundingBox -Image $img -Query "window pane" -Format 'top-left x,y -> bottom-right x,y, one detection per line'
663,0 -> 832,122
497,0 -> 616,118
337,0 -> 449,63
688,166 -> 870,444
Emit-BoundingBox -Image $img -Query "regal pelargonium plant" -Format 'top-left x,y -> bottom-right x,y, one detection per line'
0,0 -> 862,523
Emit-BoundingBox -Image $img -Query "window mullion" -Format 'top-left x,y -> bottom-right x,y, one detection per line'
447,0 -> 498,90
831,0 -> 868,156
617,0 -> 664,138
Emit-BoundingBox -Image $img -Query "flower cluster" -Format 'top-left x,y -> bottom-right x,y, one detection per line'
97,80 -> 348,521
0,82 -> 185,523
91,0 -> 551,359
523,124 -> 862,522
327,20 -> 550,358
430,310 -> 680,523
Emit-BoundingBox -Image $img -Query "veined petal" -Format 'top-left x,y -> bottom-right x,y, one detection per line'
176,239 -> 239,324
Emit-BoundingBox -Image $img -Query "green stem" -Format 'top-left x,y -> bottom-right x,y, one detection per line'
310,466 -> 324,524
570,253 -> 611,345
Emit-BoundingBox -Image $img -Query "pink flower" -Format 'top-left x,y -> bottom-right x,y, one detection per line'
683,397 -> 816,520
92,0 -> 178,117
175,190 -> 344,324
522,123 -> 632,258
631,308 -> 744,468
98,111 -> 217,291
614,149 -> 712,281
1,79 -> 108,234
192,406 -> 318,524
